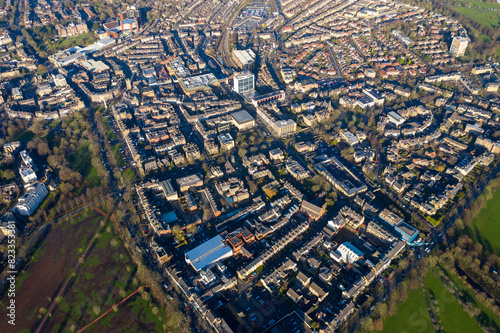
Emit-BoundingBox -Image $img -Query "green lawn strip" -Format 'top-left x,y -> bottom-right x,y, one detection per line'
112,144 -> 126,167
424,271 -> 482,333
69,144 -> 101,188
453,7 -> 500,28
102,117 -> 117,141
376,286 -> 434,333
122,168 -> 136,183
468,188 -> 500,255
15,130 -> 36,141
437,264 -> 500,330
39,192 -> 55,210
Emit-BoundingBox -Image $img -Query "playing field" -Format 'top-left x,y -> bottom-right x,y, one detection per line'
378,267 -> 489,333
43,213 -> 163,333
0,210 -> 102,333
0,208 -> 165,333
453,6 -> 500,28
376,286 -> 434,333
424,271 -> 482,333
439,264 -> 500,330
468,188 -> 500,255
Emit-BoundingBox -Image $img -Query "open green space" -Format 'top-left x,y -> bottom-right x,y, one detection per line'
424,270 -> 482,333
453,6 -> 500,28
112,144 -> 126,167
436,264 -> 500,331
15,130 -> 36,141
69,144 -> 101,188
0,210 -> 102,333
376,286 -> 434,333
101,117 -> 117,141
467,187 -> 500,255
122,168 -> 136,183
46,215 -> 164,332
448,0 -> 500,9
49,119 -> 60,128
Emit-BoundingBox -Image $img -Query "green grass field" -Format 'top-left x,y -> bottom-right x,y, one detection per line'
101,117 -> 117,141
122,168 -> 136,183
16,130 -> 36,141
46,217 -> 164,332
378,265 -> 493,333
467,188 -> 500,255
69,144 -> 101,188
376,286 -> 434,333
453,6 -> 500,28
424,271 -> 482,333
112,144 -> 126,167
438,264 -> 500,330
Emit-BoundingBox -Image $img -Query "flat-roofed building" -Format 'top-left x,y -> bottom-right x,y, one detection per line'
81,59 -> 110,72
233,72 -> 254,93
177,174 -> 203,192
449,36 -> 468,57
269,148 -> 285,162
185,235 -> 233,271
160,179 -> 178,201
14,182 -> 48,216
378,208 -> 404,227
394,221 -> 419,243
218,133 -> 235,151
315,158 -> 367,197
231,110 -> 255,130
232,49 -> 256,70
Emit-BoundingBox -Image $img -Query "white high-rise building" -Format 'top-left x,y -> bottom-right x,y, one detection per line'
14,182 -> 48,216
449,37 -> 469,57
233,72 -> 255,93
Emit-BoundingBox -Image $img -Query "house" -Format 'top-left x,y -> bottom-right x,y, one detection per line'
300,201 -> 326,220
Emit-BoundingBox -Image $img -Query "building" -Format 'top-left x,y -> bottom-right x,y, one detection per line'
394,221 -> 419,243
300,201 -> 326,220
121,18 -> 139,33
160,180 -> 178,201
218,133 -> 235,151
286,158 -> 309,180
14,182 -> 48,216
20,150 -> 34,167
449,36 -> 469,57
19,166 -> 37,185
56,22 -> 89,37
233,72 -> 255,93
269,148 -> 285,162
387,111 -> 406,127
0,212 -> 17,242
340,129 -> 359,146
336,241 -> 364,264
231,110 -> 255,130
315,158 -> 368,197
177,174 -> 203,192
257,107 -> 297,137
53,74 -> 67,87
252,90 -> 286,107
378,209 -> 404,227
185,235 -> 233,271
232,49 -> 256,70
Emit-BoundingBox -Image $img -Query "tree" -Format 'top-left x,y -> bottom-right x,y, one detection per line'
37,141 -> 51,156
373,318 -> 384,331
374,303 -> 388,318
238,148 -> 247,159
360,317 -> 374,332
